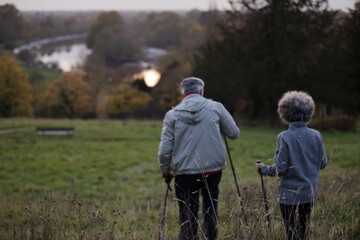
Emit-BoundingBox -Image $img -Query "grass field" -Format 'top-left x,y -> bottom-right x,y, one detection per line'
22,65 -> 62,85
0,119 -> 359,239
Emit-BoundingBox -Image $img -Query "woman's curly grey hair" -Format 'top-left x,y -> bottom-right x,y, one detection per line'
180,77 -> 204,96
278,91 -> 315,123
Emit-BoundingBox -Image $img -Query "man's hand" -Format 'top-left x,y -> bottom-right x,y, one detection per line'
255,162 -> 264,174
163,172 -> 174,184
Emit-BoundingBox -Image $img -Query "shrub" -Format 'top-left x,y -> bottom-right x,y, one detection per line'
310,116 -> 358,132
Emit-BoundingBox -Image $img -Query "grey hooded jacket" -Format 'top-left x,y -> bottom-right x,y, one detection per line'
261,121 -> 328,204
158,94 -> 240,176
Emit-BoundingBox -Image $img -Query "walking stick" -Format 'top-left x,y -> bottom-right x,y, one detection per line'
256,160 -> 271,229
159,183 -> 171,240
224,136 -> 248,226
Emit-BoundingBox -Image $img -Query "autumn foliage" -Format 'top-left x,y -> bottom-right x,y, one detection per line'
45,72 -> 94,118
0,54 -> 33,117
106,84 -> 151,116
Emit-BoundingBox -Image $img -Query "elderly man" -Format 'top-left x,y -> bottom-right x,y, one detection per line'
158,77 -> 240,240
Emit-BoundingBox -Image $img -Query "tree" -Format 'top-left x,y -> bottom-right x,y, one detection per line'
17,49 -> 36,65
86,11 -> 142,67
86,11 -> 125,49
134,11 -> 205,51
296,1 -> 360,116
45,72 -> 94,118
0,54 -> 33,117
106,84 -> 151,116
342,1 -> 360,114
151,51 -> 190,110
193,0 -> 335,120
0,4 -> 30,47
25,11 -> 95,39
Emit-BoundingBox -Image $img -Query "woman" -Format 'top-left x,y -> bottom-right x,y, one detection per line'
256,91 -> 328,240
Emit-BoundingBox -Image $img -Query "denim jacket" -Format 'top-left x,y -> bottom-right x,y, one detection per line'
261,121 -> 328,204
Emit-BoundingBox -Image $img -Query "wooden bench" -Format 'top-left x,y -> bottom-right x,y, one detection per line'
36,127 -> 75,136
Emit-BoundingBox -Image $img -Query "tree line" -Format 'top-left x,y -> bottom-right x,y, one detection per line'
0,1 -> 359,129
193,0 -> 359,127
0,4 -> 210,119
0,4 -> 97,50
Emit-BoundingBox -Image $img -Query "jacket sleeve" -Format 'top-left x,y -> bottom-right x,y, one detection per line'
158,111 -> 175,176
219,103 -> 240,139
319,134 -> 328,169
261,133 -> 289,176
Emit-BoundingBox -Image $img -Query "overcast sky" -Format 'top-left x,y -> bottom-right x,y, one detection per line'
0,0 -> 357,12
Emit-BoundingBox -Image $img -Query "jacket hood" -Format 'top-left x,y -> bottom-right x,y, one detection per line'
174,94 -> 209,125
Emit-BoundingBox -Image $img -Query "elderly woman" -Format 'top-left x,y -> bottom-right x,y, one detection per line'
256,91 -> 328,240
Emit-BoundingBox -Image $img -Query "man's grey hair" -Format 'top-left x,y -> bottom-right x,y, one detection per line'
180,77 -> 205,96
278,91 -> 315,123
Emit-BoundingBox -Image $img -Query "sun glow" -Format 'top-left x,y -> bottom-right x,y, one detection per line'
143,69 -> 161,87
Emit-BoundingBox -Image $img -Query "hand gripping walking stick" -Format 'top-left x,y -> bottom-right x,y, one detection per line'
159,183 -> 171,240
224,136 -> 248,226
256,160 -> 271,229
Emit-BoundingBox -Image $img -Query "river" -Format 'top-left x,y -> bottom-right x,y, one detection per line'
14,34 -> 91,72
38,43 -> 91,72
14,35 -> 166,86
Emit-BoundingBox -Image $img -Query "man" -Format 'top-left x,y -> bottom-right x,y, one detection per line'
158,77 -> 240,239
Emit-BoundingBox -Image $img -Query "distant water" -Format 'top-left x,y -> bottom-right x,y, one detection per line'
143,47 -> 167,61
14,35 -> 167,86
38,43 -> 91,72
13,34 -> 86,54
13,34 -> 90,72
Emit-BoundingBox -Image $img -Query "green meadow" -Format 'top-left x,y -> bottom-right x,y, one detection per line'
0,119 -> 359,239
22,66 -> 62,85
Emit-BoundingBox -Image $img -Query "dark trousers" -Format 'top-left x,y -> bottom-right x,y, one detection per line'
280,203 -> 313,240
175,171 -> 222,240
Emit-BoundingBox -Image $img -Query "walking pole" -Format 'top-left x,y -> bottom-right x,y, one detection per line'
224,135 -> 248,226
159,183 -> 171,240
256,160 -> 271,229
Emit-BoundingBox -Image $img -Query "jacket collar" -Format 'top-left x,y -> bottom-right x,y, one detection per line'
289,121 -> 307,130
182,93 -> 201,100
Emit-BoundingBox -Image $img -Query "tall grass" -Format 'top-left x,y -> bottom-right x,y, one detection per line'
1,172 -> 358,239
0,119 -> 359,239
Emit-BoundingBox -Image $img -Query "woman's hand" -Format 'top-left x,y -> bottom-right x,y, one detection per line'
255,162 -> 264,174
